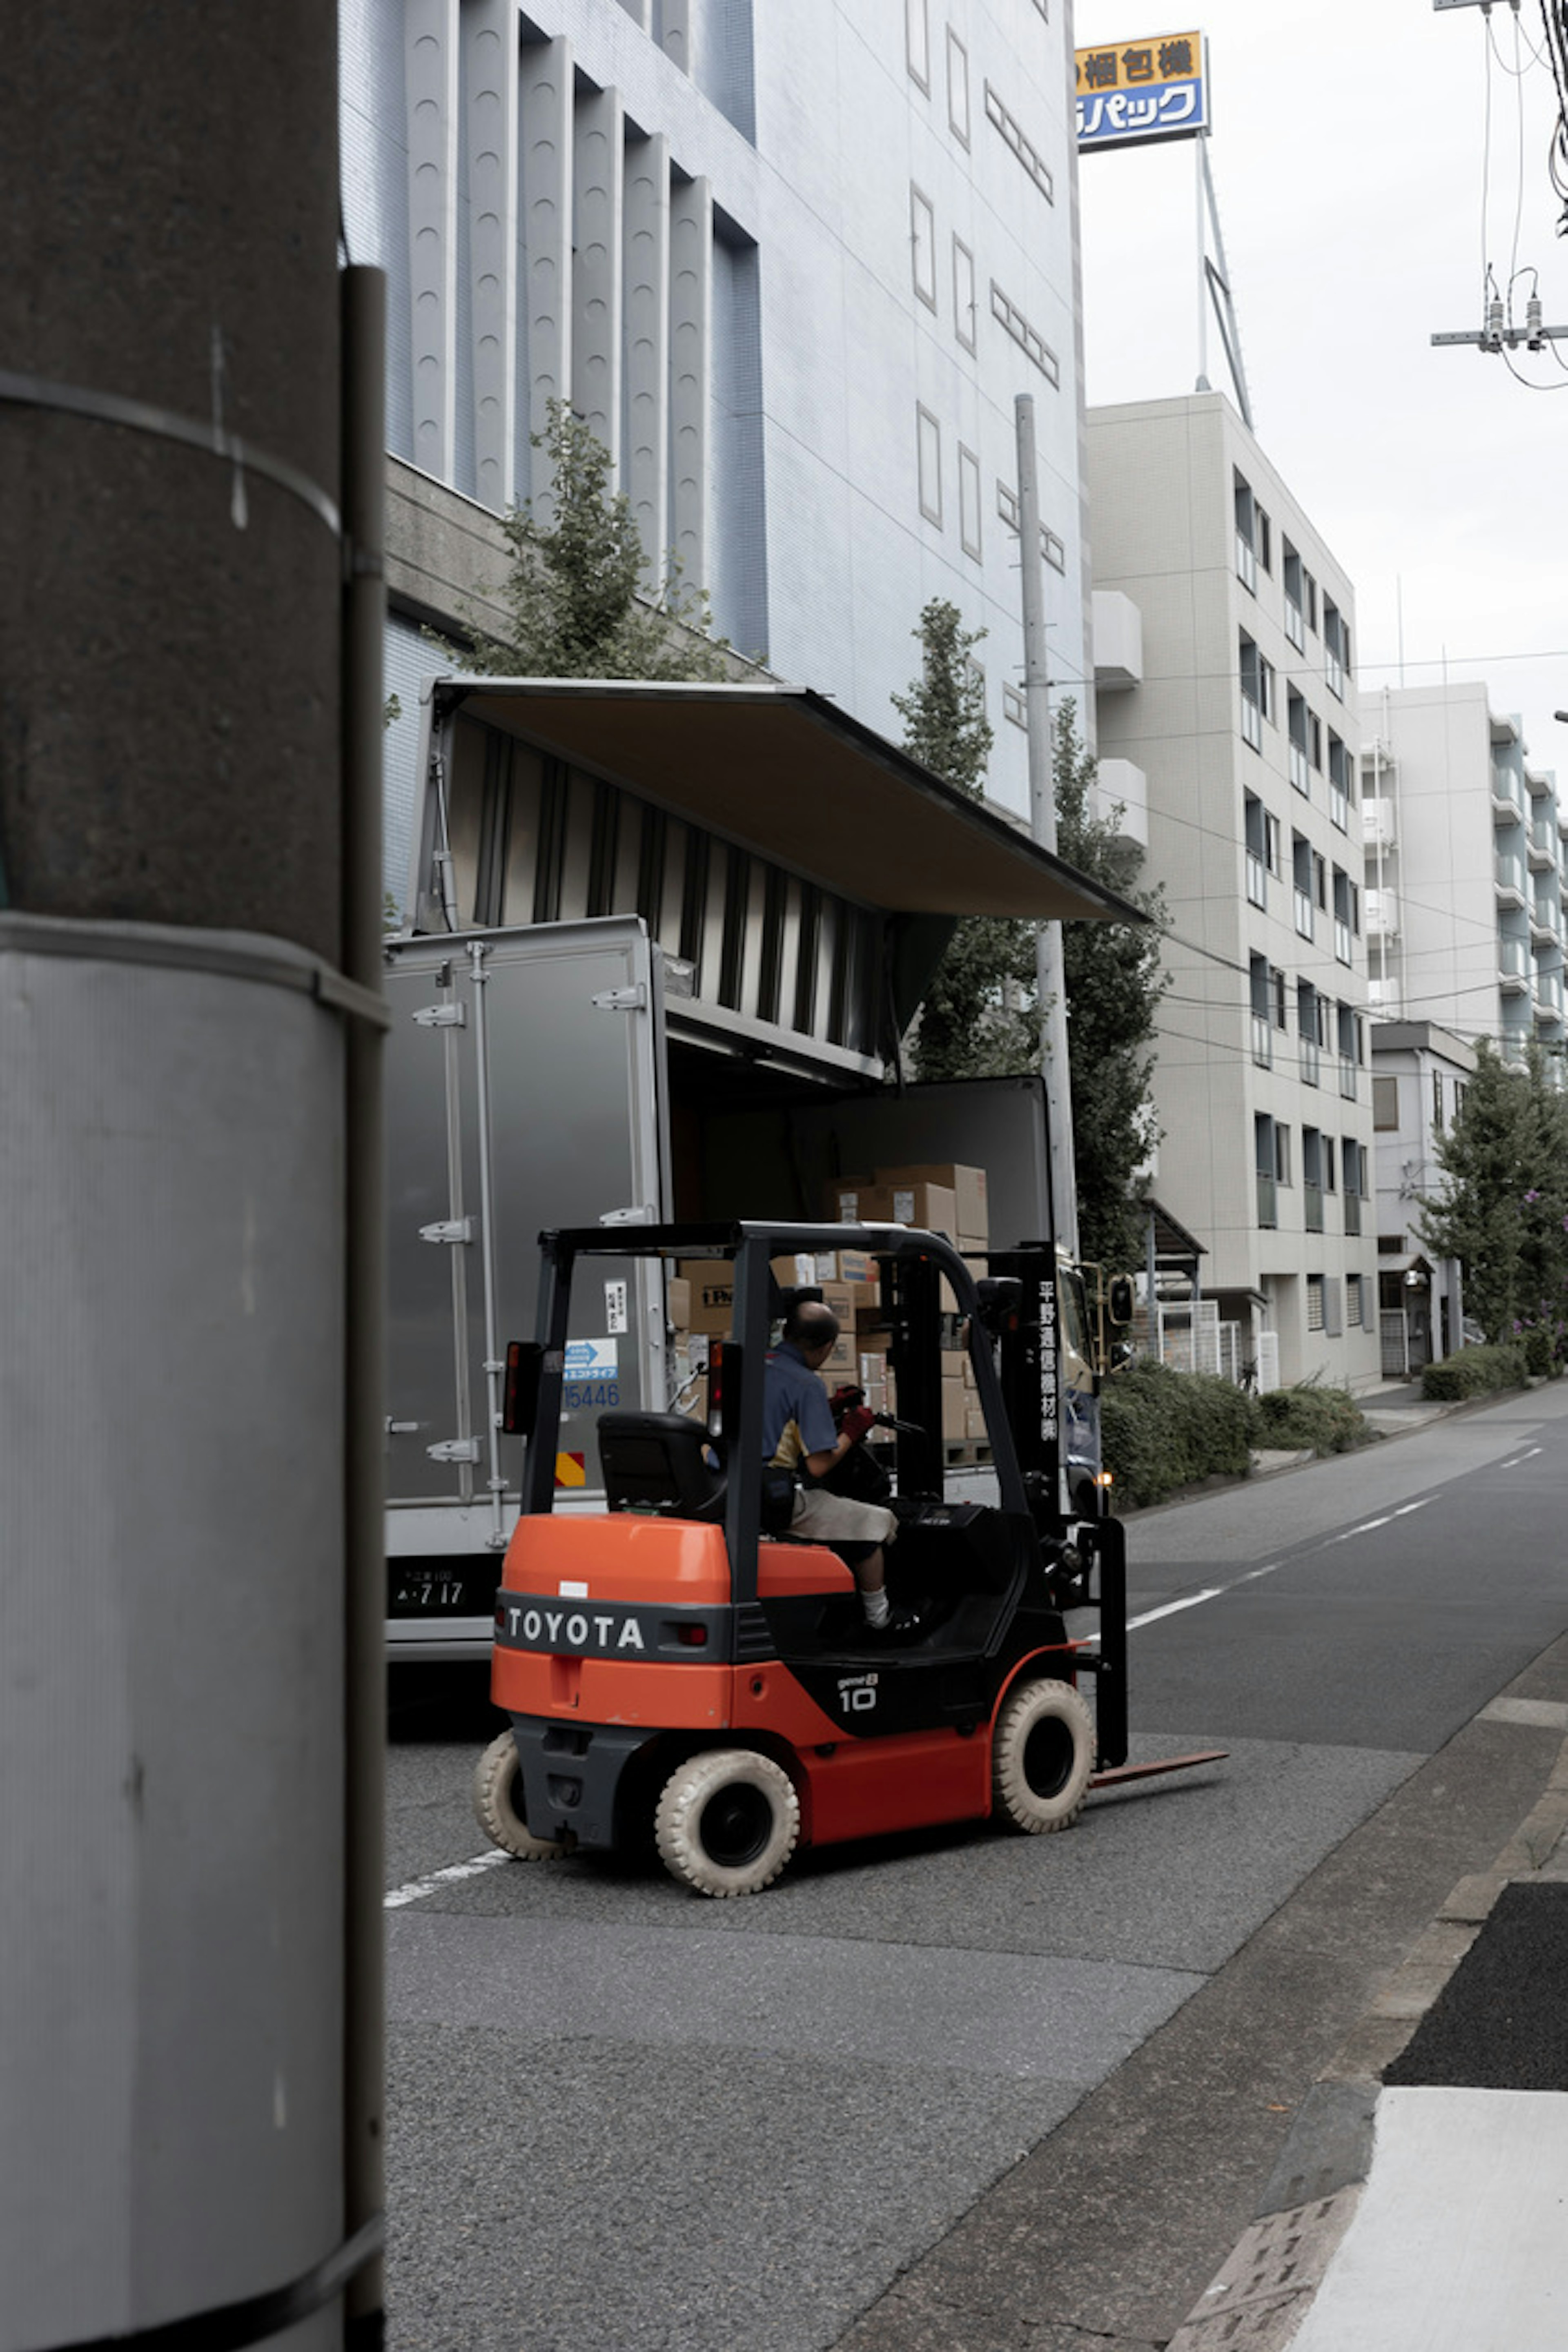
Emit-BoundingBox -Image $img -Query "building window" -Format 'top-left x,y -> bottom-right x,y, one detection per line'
1293,832 -> 1314,940
1288,689 -> 1311,795
1235,472 -> 1259,592
1245,793 -> 1268,907
916,404 -> 942,525
1256,1114 -> 1279,1227
1240,633 -> 1273,749
1328,733 -> 1352,831
1373,1075 -> 1399,1130
951,234 -> 976,350
909,185 -> 937,309
947,27 -> 971,145
1432,1070 -> 1444,1132
1324,599 -> 1350,696
1273,966 -> 1288,1031
990,281 -> 1059,383
1298,978 -> 1321,1085
958,443 -> 982,559
1250,953 -> 1273,1067
906,0 -> 930,91
1303,1128 -> 1325,1232
1346,1272 -> 1363,1327
984,82 -> 1054,201
1307,1273 -> 1325,1332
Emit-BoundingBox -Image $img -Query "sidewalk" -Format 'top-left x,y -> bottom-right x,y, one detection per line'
1165,1702 -> 1568,2350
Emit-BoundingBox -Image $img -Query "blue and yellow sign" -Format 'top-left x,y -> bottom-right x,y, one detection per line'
1075,32 -> 1208,150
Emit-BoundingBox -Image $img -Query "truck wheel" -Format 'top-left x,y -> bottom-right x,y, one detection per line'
472,1731 -> 570,1861
991,1678 -> 1094,1834
654,1748 -> 799,1898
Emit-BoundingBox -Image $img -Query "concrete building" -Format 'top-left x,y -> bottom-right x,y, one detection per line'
339,0 -> 1090,904
1368,1022 -> 1474,1376
1361,683 -> 1566,1068
1087,392 -> 1379,1391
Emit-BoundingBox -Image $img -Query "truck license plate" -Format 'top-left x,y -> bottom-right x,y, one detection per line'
394,1571 -> 470,1610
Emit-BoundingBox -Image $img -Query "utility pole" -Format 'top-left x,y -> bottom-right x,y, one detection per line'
1016,392 -> 1080,1257
1,13 -> 385,2349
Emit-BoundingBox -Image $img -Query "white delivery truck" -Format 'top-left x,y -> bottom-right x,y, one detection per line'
383,678 -> 1142,1660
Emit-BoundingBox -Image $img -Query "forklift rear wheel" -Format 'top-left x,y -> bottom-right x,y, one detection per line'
655,1748 -> 800,1898
991,1679 -> 1094,1835
473,1731 -> 572,1861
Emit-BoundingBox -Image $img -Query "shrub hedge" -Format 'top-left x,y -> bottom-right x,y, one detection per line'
1100,1359 -> 1256,1510
1101,1363 -> 1375,1509
1420,1343 -> 1528,1401
1254,1381 -> 1369,1457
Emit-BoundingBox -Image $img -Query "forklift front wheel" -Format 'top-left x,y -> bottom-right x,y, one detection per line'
655,1748 -> 800,1898
991,1679 -> 1095,1835
473,1731 -> 573,1861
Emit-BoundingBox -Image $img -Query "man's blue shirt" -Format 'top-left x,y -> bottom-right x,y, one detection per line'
762,1339 -> 837,1468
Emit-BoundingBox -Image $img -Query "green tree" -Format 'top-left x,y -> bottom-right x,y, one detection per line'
1051,699 -> 1167,1269
893,601 -> 1040,1081
1419,1038 -> 1568,1348
431,399 -> 734,681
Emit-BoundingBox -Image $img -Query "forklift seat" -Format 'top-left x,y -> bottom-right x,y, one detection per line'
597,1412 -> 726,1521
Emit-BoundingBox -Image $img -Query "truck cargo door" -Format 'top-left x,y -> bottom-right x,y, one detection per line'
384,917 -> 667,1519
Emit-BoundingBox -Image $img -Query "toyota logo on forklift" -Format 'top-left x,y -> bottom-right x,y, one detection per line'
472,1222 -> 1226,1898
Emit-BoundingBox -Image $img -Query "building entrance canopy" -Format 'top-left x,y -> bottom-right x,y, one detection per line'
430,678 -> 1146,924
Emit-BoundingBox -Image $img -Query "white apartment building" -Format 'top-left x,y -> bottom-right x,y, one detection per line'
1368,1022 -> 1474,1376
339,0 -> 1091,902
1088,392 -> 1379,1391
1361,684 -> 1566,1068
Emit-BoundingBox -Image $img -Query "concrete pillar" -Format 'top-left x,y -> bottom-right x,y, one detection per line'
467,0 -> 519,512
624,131 -> 671,580
669,173 -> 713,590
572,85 -> 625,470
407,0 -> 460,486
520,33 -> 574,512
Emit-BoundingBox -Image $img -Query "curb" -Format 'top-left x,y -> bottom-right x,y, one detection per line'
1165,1706 -> 1568,2352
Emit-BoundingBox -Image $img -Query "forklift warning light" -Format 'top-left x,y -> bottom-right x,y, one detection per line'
1094,1470 -> 1115,1488
675,1624 -> 709,1647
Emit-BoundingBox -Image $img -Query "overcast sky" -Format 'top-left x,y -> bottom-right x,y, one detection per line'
1073,0 -> 1567,775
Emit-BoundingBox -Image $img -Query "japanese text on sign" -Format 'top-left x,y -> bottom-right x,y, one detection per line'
1074,32 -> 1208,150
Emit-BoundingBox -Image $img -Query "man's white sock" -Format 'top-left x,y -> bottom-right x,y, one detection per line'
863,1587 -> 890,1628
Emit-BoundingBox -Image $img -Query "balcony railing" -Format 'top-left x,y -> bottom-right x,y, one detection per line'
1304,1181 -> 1324,1234
1236,532 -> 1257,593
1289,742 -> 1310,795
1241,695 -> 1262,751
1496,851 -> 1527,903
1252,1013 -> 1273,1068
1335,918 -> 1353,965
1339,1057 -> 1358,1100
1256,1170 -> 1277,1228
1363,798 -> 1396,849
1300,1035 -> 1320,1086
1246,851 -> 1267,909
1366,889 -> 1398,938
1294,889 -> 1314,940
1345,1191 -> 1362,1237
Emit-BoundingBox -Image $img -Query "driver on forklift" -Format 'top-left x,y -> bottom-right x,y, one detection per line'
762,1299 -> 922,1643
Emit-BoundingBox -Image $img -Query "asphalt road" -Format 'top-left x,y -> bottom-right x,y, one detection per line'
382,1384 -> 1568,2352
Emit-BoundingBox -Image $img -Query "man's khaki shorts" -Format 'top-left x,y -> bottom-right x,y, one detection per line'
788,1484 -> 898,1549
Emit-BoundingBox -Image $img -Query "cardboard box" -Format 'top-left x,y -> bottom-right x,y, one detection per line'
940,1350 -> 967,1381
964,1403 -> 990,1441
770,1253 -> 817,1289
817,1279 -> 856,1328
940,1377 -> 967,1440
835,1247 -> 876,1285
878,1163 -> 988,1241
822,1176 -> 877,1223
678,1258 -> 735,1333
666,1277 -> 690,1328
850,1279 -> 884,1317
880,1179 -> 958,1235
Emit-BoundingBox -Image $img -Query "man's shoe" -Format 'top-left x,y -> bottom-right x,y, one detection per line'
864,1604 -> 923,1645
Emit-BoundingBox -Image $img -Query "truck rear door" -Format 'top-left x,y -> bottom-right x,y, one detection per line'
383,916 -> 668,1650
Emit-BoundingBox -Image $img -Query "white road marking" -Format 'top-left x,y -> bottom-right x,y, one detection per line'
1500,1448 -> 1543,1469
1392,1499 -> 1432,1517
385,1850 -> 512,1910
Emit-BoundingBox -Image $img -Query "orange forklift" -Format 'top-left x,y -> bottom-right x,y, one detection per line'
474,1221 -> 1221,1896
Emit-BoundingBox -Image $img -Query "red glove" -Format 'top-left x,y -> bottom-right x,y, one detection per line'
829,1384 -> 864,1413
840,1403 -> 876,1444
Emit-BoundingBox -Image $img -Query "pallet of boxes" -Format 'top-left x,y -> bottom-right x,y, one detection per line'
821,1163 -> 991,1461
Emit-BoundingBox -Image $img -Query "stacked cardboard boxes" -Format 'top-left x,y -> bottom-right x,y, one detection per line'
823,1160 -> 990,1342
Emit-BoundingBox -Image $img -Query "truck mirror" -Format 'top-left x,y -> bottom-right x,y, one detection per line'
501,1341 -> 544,1438
973,1276 -> 1022,1335
1107,1276 -> 1136,1327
